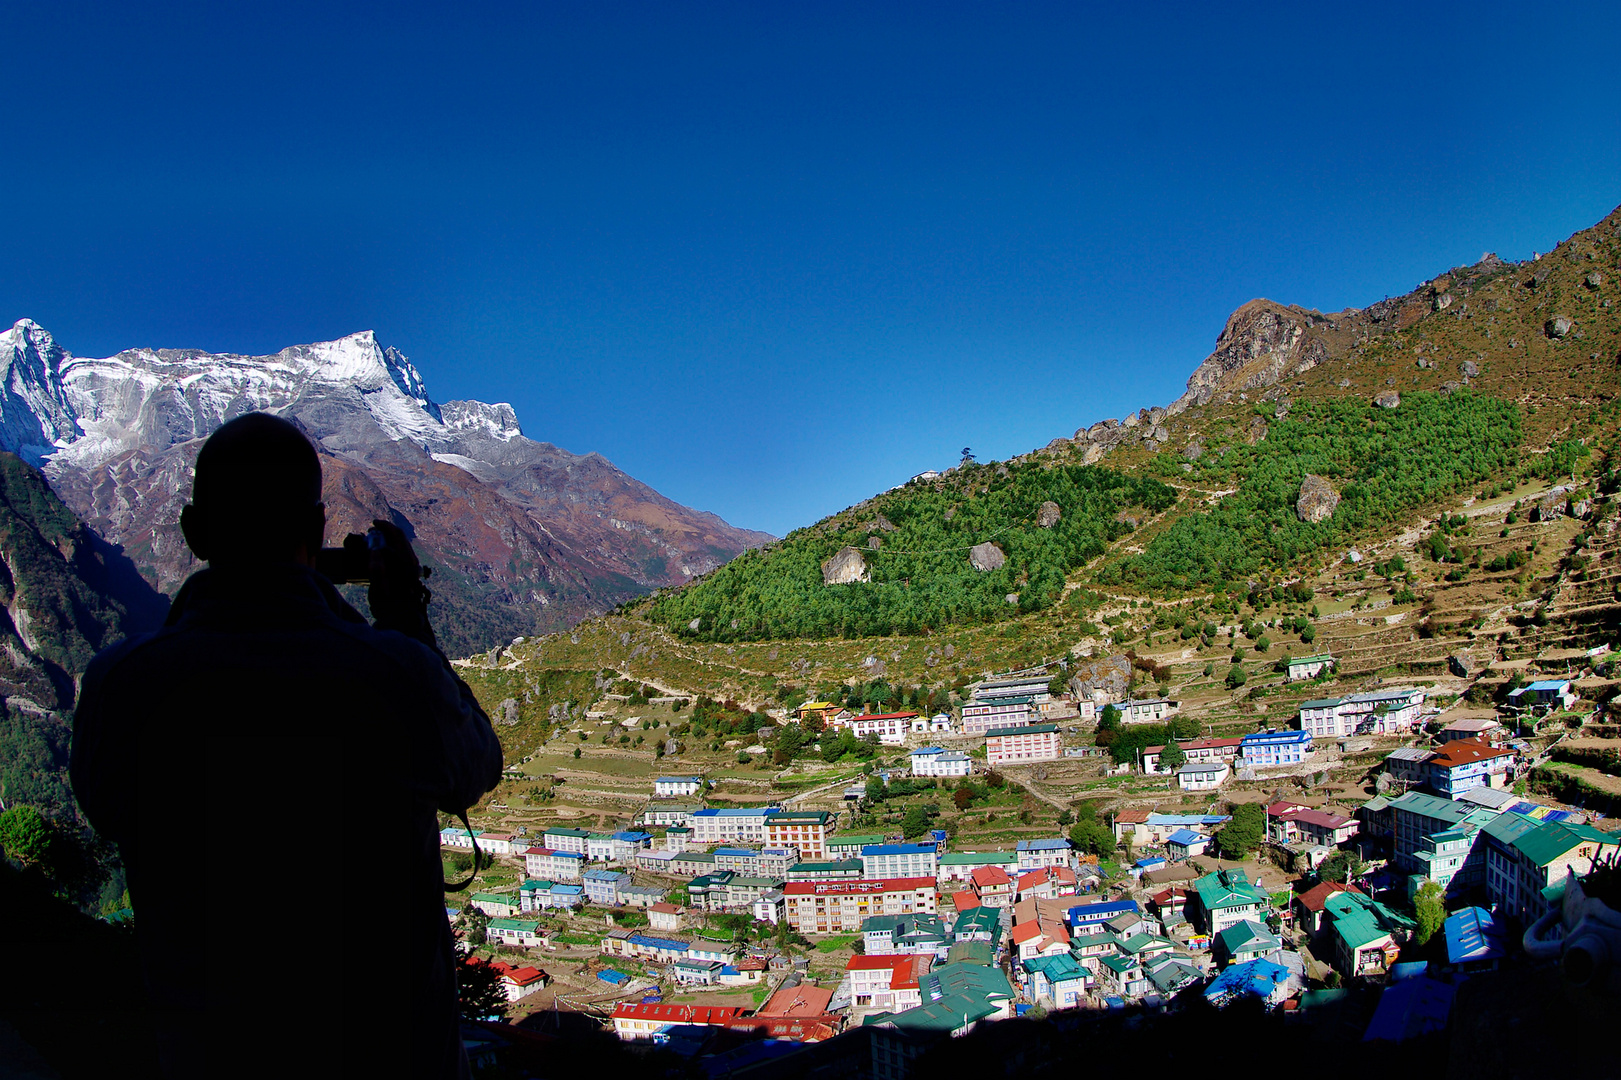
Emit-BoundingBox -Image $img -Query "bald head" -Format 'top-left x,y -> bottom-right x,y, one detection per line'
181,413 -> 326,567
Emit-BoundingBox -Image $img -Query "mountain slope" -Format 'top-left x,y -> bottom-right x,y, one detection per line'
0,323 -> 772,654
634,203 -> 1621,645
0,452 -> 167,819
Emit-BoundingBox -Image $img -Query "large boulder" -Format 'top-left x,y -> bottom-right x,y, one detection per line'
1546,316 -> 1574,339
1068,654 -> 1132,701
1449,652 -> 1480,678
1374,391 -> 1401,409
1037,501 -> 1062,528
1460,359 -> 1481,380
822,546 -> 870,584
1532,486 -> 1570,522
1296,474 -> 1341,523
968,542 -> 1006,572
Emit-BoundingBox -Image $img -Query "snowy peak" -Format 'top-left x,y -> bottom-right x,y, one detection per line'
0,319 -> 81,464
440,399 -> 522,442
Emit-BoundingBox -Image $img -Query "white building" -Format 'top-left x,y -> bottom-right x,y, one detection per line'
689,808 -> 776,845
962,698 -> 1034,736
860,844 -> 939,879
929,713 -> 955,733
1298,687 -> 1426,738
1177,762 -> 1229,791
655,776 -> 704,798
985,723 -> 1061,765
909,747 -> 973,778
849,712 -> 918,745
1121,698 -> 1180,725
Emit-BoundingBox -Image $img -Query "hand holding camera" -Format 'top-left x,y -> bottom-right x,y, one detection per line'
315,520 -> 436,646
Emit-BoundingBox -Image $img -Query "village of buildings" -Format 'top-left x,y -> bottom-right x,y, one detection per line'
443,658 -> 1620,1076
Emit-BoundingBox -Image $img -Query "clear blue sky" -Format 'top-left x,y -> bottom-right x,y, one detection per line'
4,2 -> 1618,538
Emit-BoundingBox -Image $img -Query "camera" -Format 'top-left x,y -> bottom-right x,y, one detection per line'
315,528 -> 431,586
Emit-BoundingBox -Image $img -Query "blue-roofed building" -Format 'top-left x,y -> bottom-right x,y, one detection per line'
1363,974 -> 1455,1042
713,847 -> 762,873
1239,729 -> 1314,768
1064,899 -> 1139,935
612,830 -> 653,861
861,843 -> 939,878
1444,906 -> 1507,970
1204,958 -> 1295,1007
1165,828 -> 1211,861
1015,838 -> 1074,871
1506,679 -> 1577,714
581,868 -> 630,906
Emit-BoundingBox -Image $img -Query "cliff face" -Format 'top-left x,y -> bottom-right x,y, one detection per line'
1171,300 -> 1332,412
0,323 -> 772,655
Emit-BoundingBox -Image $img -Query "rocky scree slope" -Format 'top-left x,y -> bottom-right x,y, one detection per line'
0,322 -> 771,655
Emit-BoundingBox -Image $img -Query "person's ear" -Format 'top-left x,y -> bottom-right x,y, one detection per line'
180,504 -> 211,561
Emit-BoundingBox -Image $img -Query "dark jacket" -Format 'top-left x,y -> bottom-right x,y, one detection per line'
71,564 -> 503,1079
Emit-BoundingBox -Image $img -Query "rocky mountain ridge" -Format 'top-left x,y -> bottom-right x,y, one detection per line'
0,321 -> 772,654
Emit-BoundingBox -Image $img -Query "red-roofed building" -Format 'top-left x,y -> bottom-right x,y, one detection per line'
1149,887 -> 1190,917
846,954 -> 931,1010
1425,739 -> 1515,797
611,1002 -> 745,1040
782,877 -> 938,934
1142,737 -> 1244,775
758,983 -> 835,1017
724,1016 -> 842,1042
1010,915 -> 1071,960
466,957 -> 551,1002
648,902 -> 684,932
1113,809 -> 1151,845
1015,865 -> 1078,902
969,865 -> 1015,908
846,711 -> 921,745
951,890 -> 981,914
1265,802 -> 1360,847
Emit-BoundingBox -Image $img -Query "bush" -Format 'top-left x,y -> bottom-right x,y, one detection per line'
1215,803 -> 1264,858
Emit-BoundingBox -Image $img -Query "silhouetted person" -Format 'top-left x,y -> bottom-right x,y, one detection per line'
71,413 -> 502,1079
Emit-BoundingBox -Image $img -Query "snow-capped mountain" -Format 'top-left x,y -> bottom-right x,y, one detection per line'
0,319 -> 771,654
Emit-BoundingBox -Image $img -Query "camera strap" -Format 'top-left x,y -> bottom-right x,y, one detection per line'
444,809 -> 481,893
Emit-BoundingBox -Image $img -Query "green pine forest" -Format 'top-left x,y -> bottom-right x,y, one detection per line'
649,391 -> 1528,643
1106,391 -> 1525,593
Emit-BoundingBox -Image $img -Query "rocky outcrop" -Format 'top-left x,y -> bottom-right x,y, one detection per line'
1374,391 -> 1401,409
1037,501 -> 1062,528
1532,486 -> 1571,522
822,546 -> 870,584
968,542 -> 1006,572
1296,474 -> 1340,523
1068,653 -> 1132,701
1170,301 -> 1331,413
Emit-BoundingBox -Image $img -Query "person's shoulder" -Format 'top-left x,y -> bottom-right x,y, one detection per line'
325,619 -> 457,683
82,627 -> 174,687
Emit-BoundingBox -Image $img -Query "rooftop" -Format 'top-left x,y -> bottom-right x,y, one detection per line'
984,723 -> 1059,737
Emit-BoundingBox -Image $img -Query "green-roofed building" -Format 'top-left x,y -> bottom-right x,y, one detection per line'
864,991 -> 1003,1036
785,859 -> 865,881
826,834 -> 888,860
951,906 -> 1002,947
1192,868 -> 1270,934
1486,817 -> 1621,922
946,940 -> 993,966
919,960 -> 1014,1013
1387,790 -> 1496,874
1287,654 -> 1336,681
468,891 -> 520,917
1214,919 -> 1281,968
1023,953 -> 1088,1008
1321,890 -> 1413,979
